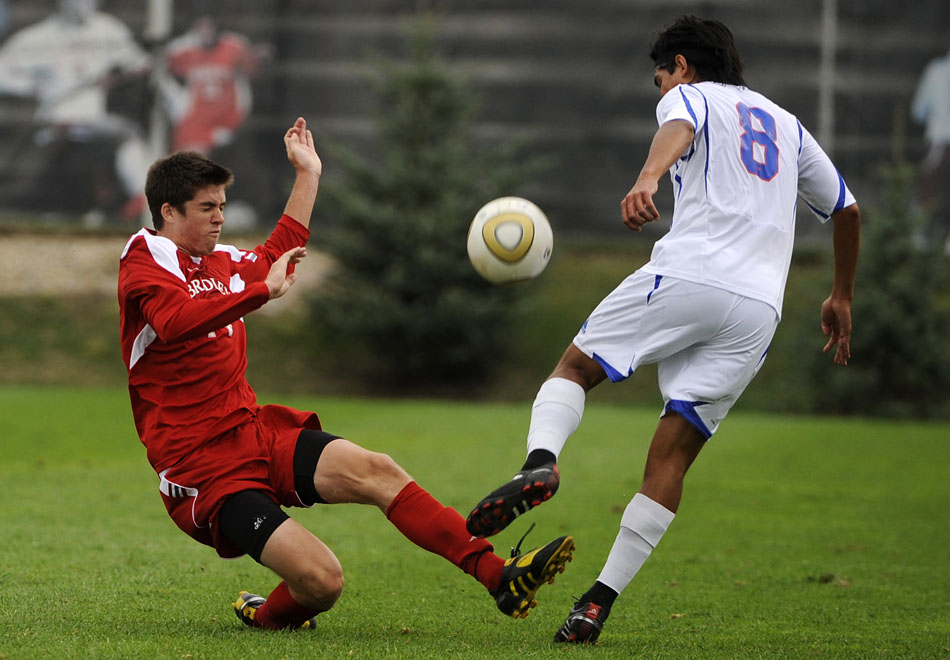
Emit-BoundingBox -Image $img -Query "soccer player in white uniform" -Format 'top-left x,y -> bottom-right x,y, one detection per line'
465,15 -> 861,644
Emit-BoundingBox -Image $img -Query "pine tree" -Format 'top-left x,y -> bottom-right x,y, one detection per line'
807,162 -> 950,417
310,20 -> 545,390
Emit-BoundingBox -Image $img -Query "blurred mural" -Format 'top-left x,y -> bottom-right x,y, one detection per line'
0,0 -> 946,237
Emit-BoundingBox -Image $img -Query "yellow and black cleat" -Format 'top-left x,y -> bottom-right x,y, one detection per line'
492,532 -> 575,619
232,590 -> 316,630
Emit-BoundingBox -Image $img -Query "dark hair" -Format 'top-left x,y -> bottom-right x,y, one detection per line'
649,15 -> 746,86
145,151 -> 234,229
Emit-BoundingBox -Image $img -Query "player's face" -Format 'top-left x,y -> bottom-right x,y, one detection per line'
653,56 -> 692,96
654,65 -> 678,96
162,185 -> 227,256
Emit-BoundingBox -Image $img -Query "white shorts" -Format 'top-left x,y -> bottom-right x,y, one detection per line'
573,271 -> 778,438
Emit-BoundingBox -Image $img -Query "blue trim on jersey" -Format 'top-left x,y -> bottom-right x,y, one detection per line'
804,200 -> 830,220
797,121 -> 804,158
700,92 -> 710,196
665,399 -> 713,439
834,172 -> 847,212
678,86 -> 699,129
677,85 -> 710,197
592,351 -> 628,383
647,274 -> 663,303
757,344 -> 771,366
803,173 -> 847,219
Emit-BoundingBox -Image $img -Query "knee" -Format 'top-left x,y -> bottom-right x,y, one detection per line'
551,346 -> 605,391
364,450 -> 407,482
361,450 -> 412,496
290,561 -> 345,611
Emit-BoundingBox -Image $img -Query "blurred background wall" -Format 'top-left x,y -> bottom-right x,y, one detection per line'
0,0 -> 946,238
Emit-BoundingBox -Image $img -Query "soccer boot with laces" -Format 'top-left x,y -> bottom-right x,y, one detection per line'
232,591 -> 316,630
466,462 -> 560,537
553,599 -> 610,644
491,531 -> 575,619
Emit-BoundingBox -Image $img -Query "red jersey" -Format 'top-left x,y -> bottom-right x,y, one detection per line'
118,215 -> 309,471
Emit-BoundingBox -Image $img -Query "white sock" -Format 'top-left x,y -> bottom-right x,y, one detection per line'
525,377 -> 586,459
596,493 -> 675,594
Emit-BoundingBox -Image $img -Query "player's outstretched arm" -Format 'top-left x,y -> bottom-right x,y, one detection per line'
621,119 -> 694,231
282,117 -> 322,229
821,203 -> 861,365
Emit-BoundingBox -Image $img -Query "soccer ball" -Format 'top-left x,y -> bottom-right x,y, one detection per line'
467,196 -> 553,284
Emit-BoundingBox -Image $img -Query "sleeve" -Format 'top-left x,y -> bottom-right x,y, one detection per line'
231,214 -> 310,284
120,241 -> 270,345
656,84 -> 706,133
655,84 -> 705,160
797,123 -> 856,223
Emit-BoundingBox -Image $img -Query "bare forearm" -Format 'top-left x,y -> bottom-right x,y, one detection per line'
830,203 -> 860,300
283,171 -> 320,229
638,120 -> 694,183
281,117 -> 323,229
621,120 -> 694,230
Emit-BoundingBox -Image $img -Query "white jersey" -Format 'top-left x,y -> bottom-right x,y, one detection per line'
641,81 -> 855,317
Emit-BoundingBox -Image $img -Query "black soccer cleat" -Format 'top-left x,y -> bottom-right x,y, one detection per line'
553,599 -> 610,644
232,591 -> 316,630
466,463 -> 560,537
491,532 -> 574,619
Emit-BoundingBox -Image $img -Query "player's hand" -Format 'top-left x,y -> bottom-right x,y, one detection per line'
621,177 -> 660,231
266,246 -> 307,300
820,295 -> 852,366
285,117 -> 322,179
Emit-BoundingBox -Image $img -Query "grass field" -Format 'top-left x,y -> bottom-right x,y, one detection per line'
1,386 -> 948,659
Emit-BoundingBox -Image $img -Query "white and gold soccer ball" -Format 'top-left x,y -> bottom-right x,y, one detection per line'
466,196 -> 553,284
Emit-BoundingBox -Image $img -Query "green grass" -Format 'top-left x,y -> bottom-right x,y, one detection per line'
1,387 -> 948,659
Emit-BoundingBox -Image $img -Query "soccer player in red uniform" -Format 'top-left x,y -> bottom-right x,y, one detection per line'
118,117 -> 574,630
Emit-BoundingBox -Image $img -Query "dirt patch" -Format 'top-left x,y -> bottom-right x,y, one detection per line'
0,233 -> 330,312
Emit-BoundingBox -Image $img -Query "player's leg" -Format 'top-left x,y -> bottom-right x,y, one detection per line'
638,412 -> 707,511
219,490 -> 339,630
466,344 -> 603,537
532,344 -> 607,461
554,413 -> 701,643
305,433 -> 575,619
555,286 -> 778,643
466,272 -> 674,539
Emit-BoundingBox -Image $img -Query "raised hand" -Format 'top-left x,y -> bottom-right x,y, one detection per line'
284,117 -> 322,179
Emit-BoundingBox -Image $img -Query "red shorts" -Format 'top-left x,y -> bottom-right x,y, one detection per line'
157,404 -> 321,558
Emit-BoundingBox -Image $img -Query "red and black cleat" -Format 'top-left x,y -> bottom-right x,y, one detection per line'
553,600 -> 609,644
465,463 -> 559,537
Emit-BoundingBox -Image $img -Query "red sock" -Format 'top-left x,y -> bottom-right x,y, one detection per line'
253,581 -> 321,630
386,481 -> 504,591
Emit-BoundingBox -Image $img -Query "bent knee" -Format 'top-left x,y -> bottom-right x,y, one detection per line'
552,345 -> 606,390
360,450 -> 412,501
292,563 -> 345,611
364,450 -> 409,481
